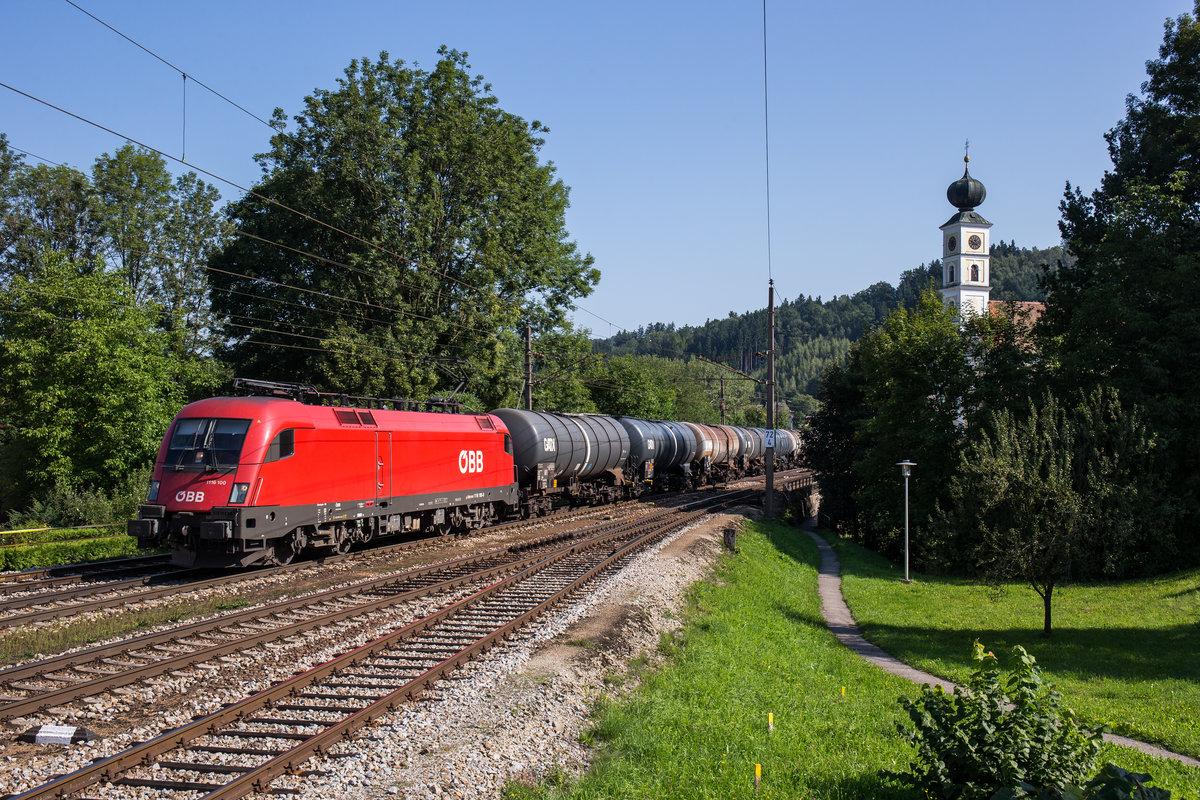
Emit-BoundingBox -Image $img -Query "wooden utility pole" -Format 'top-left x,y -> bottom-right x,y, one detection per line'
524,322 -> 533,411
719,377 -> 726,424
765,279 -> 776,518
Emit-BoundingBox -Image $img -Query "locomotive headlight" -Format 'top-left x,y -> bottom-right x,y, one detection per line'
228,483 -> 251,505
148,480 -> 160,502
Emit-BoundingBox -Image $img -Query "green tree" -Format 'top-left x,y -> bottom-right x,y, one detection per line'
949,394 -> 1082,634
964,302 -> 1044,427
801,349 -> 868,532
91,144 -> 174,305
0,253 -> 185,516
210,49 -> 597,403
1041,3 -> 1200,561
160,171 -> 225,360
527,326 -> 598,413
585,355 -> 675,419
1,157 -> 99,281
852,291 -> 970,563
943,389 -> 1163,633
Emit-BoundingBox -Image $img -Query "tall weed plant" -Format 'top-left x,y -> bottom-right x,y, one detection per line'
889,642 -> 1104,799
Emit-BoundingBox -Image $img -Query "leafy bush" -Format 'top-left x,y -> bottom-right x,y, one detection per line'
888,642 -> 1104,799
6,464 -> 151,529
0,537 -> 146,570
0,527 -> 125,546
993,764 -> 1171,799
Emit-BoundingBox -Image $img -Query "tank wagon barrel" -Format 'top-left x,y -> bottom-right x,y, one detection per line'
491,409 -> 631,514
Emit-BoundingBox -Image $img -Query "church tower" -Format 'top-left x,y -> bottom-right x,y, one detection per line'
940,154 -> 992,318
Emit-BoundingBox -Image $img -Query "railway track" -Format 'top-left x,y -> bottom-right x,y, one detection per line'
0,523 -> 622,721
4,490 -> 750,799
0,502 -> 648,630
0,555 -> 175,596
0,473 -> 808,632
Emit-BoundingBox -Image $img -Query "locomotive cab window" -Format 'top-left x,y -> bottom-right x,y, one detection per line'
265,429 -> 295,463
166,418 -> 251,472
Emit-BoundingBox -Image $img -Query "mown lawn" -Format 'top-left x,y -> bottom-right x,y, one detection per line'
508,521 -> 1200,799
829,531 -> 1200,763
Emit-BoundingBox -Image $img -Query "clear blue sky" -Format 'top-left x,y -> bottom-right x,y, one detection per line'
1,1 -> 1189,334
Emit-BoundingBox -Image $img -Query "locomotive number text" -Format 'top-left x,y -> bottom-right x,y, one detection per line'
458,450 -> 484,474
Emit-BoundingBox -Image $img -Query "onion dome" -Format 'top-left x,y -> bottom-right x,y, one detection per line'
947,155 -> 986,211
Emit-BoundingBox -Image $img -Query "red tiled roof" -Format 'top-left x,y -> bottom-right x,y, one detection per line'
989,300 -> 1045,326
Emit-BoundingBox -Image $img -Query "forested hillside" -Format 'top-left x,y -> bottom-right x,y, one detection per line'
593,243 -> 1067,416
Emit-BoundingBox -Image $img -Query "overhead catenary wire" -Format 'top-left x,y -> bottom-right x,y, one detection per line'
63,0 -> 276,131
0,81 -> 516,309
3,209 -> 515,342
3,144 -> 63,167
1,85 -> 615,336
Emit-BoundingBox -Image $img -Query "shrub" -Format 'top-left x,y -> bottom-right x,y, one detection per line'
888,642 -> 1105,799
6,464 -> 151,529
0,537 -> 146,570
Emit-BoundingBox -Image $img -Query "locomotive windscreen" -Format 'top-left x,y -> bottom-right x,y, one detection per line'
166,418 -> 251,472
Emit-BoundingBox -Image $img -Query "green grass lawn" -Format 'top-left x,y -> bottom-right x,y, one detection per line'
829,531 -> 1200,764
508,522 -> 1200,799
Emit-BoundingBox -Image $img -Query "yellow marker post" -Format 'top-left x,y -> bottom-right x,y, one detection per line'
755,763 -> 762,791
841,686 -> 846,698
768,712 -> 774,732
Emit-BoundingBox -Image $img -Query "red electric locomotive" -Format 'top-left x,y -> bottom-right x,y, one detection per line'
129,383 -> 518,568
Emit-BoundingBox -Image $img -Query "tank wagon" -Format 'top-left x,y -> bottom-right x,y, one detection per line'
130,380 -> 803,568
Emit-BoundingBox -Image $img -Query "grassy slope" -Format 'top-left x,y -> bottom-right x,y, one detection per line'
829,532 -> 1200,761
513,522 -> 916,799
510,522 -> 1200,799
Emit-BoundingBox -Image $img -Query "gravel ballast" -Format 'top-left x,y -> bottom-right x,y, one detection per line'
282,510 -> 744,800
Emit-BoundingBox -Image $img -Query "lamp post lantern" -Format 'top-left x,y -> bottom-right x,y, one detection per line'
896,460 -> 916,583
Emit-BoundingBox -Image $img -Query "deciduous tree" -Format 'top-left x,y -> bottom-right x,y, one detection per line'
1042,3 -> 1200,560
0,253 -> 184,516
943,389 -> 1163,633
209,49 -> 597,403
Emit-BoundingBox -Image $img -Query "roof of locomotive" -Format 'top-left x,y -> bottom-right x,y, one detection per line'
176,396 -> 510,434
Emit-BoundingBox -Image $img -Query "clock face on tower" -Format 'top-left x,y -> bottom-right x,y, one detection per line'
968,234 -> 982,251
947,235 -> 957,253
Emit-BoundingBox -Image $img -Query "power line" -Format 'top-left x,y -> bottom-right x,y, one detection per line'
0,80 -> 609,328
3,189 -> 509,341
63,0 -> 275,131
0,80 -> 497,304
572,302 -> 626,333
4,144 -> 63,167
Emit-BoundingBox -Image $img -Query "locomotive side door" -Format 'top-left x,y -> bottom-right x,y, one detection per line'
376,431 -> 392,502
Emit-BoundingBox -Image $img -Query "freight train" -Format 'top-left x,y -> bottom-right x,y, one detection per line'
128,380 -> 802,568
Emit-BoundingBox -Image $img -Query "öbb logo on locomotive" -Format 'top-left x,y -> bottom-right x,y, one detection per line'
458,450 -> 484,474
128,379 -> 804,569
